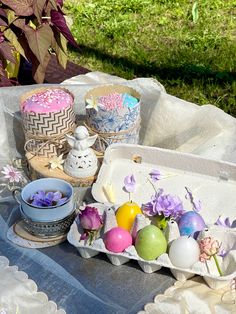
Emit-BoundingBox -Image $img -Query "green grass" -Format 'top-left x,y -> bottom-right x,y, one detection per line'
64,0 -> 236,116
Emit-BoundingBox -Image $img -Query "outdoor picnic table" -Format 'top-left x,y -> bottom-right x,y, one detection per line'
0,73 -> 236,313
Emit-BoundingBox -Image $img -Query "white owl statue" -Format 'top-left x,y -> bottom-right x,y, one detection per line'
64,126 -> 98,178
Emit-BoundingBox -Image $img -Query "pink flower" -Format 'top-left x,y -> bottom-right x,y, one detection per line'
199,236 -> 223,276
1,165 -> 23,183
79,206 -> 103,231
199,236 -> 220,261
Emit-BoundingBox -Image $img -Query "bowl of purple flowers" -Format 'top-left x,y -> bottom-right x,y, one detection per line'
13,178 -> 74,223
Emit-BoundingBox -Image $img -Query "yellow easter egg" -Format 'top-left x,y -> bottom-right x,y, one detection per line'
116,201 -> 142,231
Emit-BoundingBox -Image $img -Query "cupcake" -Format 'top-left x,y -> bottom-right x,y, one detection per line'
21,87 -> 75,158
85,85 -> 141,153
21,88 -> 73,114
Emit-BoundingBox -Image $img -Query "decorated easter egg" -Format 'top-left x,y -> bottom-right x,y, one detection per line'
135,225 -> 167,261
104,227 -> 132,253
169,236 -> 200,268
178,211 -> 206,237
116,201 -> 142,231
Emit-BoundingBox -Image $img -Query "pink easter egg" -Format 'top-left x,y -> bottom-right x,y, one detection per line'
104,227 -> 132,253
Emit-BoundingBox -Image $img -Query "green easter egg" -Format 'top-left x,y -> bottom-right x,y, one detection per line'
135,225 -> 167,261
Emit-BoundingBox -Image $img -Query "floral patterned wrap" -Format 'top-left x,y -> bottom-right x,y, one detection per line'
85,85 -> 141,153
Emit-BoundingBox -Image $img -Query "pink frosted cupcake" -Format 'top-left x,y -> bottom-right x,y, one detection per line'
21,88 -> 74,114
20,87 -> 75,158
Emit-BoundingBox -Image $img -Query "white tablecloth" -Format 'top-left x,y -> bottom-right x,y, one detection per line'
0,256 -> 65,314
1,72 -> 236,314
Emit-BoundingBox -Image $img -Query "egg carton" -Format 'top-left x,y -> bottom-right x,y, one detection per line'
68,144 -> 236,289
67,202 -> 236,290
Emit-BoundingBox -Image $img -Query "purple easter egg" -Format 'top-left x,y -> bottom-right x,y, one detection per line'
178,211 -> 206,237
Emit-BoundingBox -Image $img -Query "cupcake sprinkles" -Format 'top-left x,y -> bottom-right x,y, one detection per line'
22,88 -> 74,114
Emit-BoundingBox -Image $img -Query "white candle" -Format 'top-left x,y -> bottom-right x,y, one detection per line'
169,236 -> 200,269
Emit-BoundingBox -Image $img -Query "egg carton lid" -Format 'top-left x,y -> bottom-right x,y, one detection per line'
92,143 -> 236,225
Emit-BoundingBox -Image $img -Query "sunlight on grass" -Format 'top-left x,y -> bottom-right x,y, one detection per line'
64,0 -> 236,116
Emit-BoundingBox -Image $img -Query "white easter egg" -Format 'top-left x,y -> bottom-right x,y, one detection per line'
169,236 -> 200,269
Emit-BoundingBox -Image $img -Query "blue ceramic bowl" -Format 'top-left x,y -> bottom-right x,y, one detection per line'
13,178 -> 74,222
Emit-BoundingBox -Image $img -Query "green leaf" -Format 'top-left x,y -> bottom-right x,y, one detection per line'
192,2 -> 199,24
6,9 -> 16,24
33,0 -> 47,21
52,32 -> 68,69
1,0 -> 34,17
25,24 -> 53,65
4,28 -> 27,59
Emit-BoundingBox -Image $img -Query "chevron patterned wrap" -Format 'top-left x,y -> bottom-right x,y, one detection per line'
22,105 -> 76,158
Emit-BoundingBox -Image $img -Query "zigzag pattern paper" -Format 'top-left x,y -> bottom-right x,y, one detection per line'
22,106 -> 75,157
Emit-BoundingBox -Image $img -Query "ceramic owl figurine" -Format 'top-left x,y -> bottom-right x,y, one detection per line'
64,126 -> 98,178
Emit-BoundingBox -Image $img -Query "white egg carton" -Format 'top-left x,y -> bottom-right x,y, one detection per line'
68,144 -> 236,289
67,207 -> 236,290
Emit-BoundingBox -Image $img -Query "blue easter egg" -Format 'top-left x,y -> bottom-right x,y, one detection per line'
178,211 -> 206,237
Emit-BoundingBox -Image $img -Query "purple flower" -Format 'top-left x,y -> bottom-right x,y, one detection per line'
149,169 -> 161,182
123,175 -> 136,193
79,206 -> 103,231
1,165 -> 23,183
215,216 -> 236,228
142,189 -> 184,220
30,190 -> 67,207
185,187 -> 201,212
218,248 -> 228,258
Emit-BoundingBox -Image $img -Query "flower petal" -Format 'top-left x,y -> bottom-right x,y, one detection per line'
124,174 -> 136,193
149,169 -> 161,182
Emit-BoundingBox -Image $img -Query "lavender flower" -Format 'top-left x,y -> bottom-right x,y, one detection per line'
215,216 -> 236,228
218,248 -> 229,258
123,174 -> 136,193
142,189 -> 184,220
30,190 -> 68,207
185,187 -> 201,212
149,169 -> 161,182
